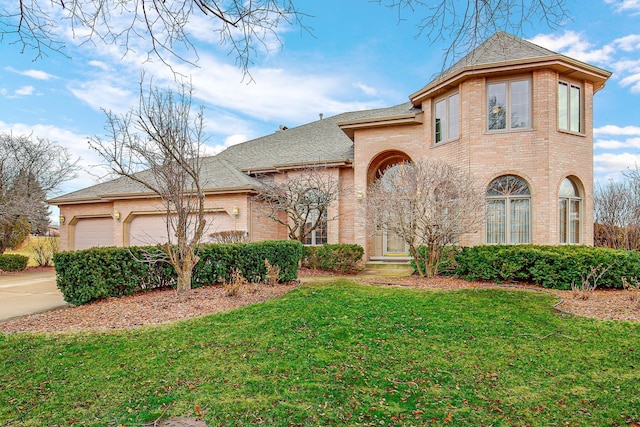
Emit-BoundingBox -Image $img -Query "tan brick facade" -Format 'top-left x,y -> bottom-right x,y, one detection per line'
54,33 -> 610,260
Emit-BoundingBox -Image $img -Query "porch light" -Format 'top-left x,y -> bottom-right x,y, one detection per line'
232,206 -> 240,217
114,211 -> 121,221
59,215 -> 65,225
356,191 -> 363,202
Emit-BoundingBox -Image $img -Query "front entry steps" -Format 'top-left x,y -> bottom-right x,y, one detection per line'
360,260 -> 414,277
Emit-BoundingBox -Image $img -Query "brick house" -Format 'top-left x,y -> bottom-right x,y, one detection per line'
49,32 -> 611,261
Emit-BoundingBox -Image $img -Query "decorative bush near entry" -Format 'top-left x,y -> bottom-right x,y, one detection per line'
302,244 -> 364,273
0,254 -> 29,271
53,240 -> 303,305
454,245 -> 640,289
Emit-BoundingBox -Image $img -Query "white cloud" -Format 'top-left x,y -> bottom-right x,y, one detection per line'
355,82 -> 378,96
595,137 -> 640,150
68,79 -> 136,114
595,125 -> 640,136
529,31 -> 614,64
605,0 -> 640,14
14,86 -> 35,96
5,67 -> 55,80
614,34 -> 640,52
594,152 -> 640,176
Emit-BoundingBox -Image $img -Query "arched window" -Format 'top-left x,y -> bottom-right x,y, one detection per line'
559,178 -> 582,244
301,189 -> 328,246
486,175 -> 531,244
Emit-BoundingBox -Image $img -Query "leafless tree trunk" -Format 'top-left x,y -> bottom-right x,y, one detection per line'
0,133 -> 79,253
365,159 -> 483,277
89,78 -> 207,294
253,167 -> 342,242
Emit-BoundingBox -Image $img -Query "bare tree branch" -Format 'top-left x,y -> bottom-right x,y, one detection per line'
1,0 -> 310,77
89,76 -> 208,294
364,159 -> 483,277
253,167 -> 343,242
375,0 -> 570,69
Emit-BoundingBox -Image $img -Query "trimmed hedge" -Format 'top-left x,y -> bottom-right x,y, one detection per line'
302,244 -> 364,274
454,245 -> 640,290
0,254 -> 29,272
54,240 -> 303,305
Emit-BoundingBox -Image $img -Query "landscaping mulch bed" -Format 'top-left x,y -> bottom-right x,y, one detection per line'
1,270 -> 638,334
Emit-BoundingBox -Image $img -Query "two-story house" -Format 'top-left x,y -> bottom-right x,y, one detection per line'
50,32 -> 611,261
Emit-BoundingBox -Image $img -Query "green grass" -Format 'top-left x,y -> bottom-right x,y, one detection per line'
1,280 -> 639,426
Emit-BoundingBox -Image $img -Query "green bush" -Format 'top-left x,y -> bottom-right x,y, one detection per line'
454,245 -> 640,290
302,244 -> 364,273
0,254 -> 29,271
54,240 -> 303,305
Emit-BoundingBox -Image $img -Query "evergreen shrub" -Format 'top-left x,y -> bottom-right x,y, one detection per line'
0,254 -> 29,271
54,240 -> 303,305
454,245 -> 640,290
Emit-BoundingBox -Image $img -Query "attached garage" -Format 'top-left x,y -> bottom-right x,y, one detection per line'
127,212 -> 237,246
72,217 -> 114,250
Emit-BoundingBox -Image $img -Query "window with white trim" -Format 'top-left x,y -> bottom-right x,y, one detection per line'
558,81 -> 582,133
434,92 -> 460,143
301,189 -> 328,246
487,79 -> 531,131
559,178 -> 581,244
486,175 -> 531,244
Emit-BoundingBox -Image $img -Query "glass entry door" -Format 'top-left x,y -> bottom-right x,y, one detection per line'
383,231 -> 408,256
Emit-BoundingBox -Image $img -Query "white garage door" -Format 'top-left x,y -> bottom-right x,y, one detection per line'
74,217 -> 114,250
128,212 -> 236,246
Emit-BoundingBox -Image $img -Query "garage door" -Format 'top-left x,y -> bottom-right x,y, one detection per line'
128,212 -> 236,246
73,217 -> 114,250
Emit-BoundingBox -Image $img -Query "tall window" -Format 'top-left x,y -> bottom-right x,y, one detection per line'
558,81 -> 581,133
486,175 -> 531,244
559,178 -> 581,244
487,79 -> 531,131
434,92 -> 460,143
301,189 -> 328,246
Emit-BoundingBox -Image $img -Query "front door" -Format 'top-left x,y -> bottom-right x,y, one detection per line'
383,231 -> 408,256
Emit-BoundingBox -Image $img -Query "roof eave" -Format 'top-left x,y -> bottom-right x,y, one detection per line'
410,55 -> 612,105
337,112 -> 424,140
49,185 -> 257,205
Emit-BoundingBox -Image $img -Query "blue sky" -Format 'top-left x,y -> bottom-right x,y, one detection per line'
1,0 -> 640,215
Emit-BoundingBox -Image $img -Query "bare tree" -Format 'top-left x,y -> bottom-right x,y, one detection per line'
594,169 -> 640,250
1,0 -> 308,76
89,78 -> 207,294
376,0 -> 569,68
365,159 -> 483,277
0,133 -> 79,253
253,167 -> 342,243
2,1 -> 569,73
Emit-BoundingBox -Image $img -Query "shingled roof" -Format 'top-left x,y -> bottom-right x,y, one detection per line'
49,103 -> 417,204
410,31 -> 611,104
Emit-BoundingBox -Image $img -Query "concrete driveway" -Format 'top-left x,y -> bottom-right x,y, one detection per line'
0,269 -> 68,322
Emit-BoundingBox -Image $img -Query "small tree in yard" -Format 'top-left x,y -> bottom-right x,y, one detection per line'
0,133 -> 79,253
365,159 -> 483,277
89,79 -> 207,295
253,167 -> 342,242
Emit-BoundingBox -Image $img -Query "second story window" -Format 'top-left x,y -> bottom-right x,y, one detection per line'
558,81 -> 582,133
487,79 -> 531,131
434,92 -> 460,143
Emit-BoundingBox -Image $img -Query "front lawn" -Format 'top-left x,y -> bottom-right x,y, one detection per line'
1,281 -> 639,426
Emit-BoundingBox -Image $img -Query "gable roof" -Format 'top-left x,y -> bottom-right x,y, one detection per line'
410,31 -> 612,104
